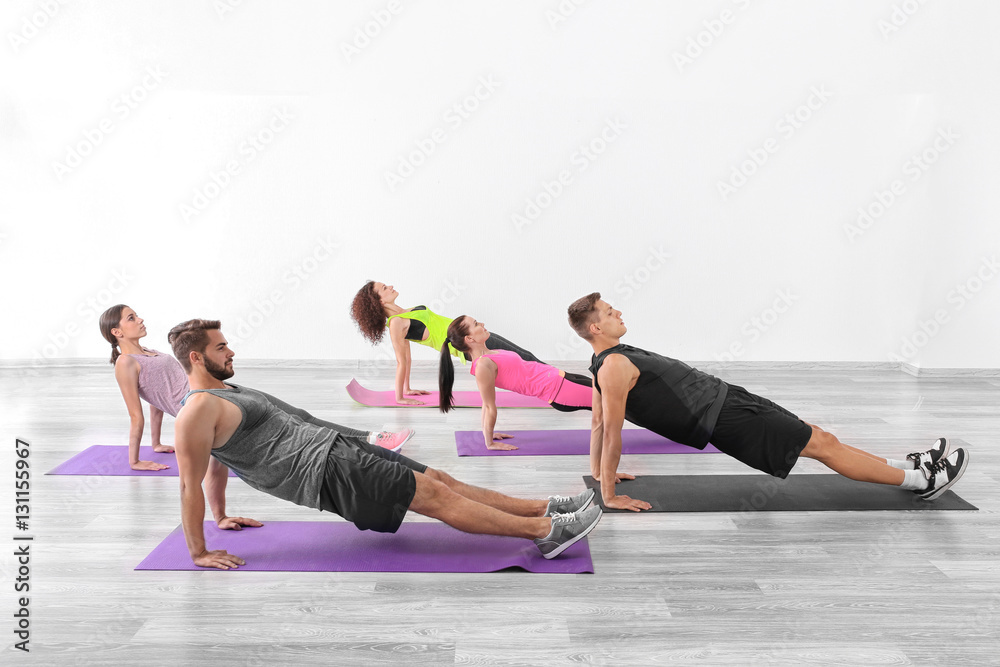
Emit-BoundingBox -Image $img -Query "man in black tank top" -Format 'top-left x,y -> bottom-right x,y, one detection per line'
566,293 -> 969,512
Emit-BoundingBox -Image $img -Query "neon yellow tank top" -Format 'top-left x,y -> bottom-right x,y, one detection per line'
387,307 -> 466,363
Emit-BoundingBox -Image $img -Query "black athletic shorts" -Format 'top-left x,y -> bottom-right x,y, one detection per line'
318,435 -> 428,533
708,383 -> 813,479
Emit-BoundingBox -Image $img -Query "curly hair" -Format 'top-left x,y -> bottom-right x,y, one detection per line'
351,281 -> 388,345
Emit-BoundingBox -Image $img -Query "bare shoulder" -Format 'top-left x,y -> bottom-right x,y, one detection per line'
598,352 -> 638,386
475,355 -> 498,374
176,392 -> 218,422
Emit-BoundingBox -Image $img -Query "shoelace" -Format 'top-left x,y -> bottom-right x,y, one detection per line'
929,457 -> 950,475
550,512 -> 576,525
548,494 -> 572,505
375,431 -> 393,443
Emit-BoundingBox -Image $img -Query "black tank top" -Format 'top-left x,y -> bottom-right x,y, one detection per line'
403,306 -> 428,342
590,344 -> 728,449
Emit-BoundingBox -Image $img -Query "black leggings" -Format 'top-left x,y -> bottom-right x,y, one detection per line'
484,332 -> 543,364
550,372 -> 592,412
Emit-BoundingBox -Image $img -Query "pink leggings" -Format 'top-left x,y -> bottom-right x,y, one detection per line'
550,372 -> 592,412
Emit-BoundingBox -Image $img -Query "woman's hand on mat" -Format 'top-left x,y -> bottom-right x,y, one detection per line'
404,389 -> 431,396
152,443 -> 175,453
396,397 -> 425,405
486,440 -> 518,451
492,432 -> 514,440
604,495 -> 651,512
217,516 -> 263,531
131,460 -> 169,471
193,549 -> 245,570
592,472 -> 635,483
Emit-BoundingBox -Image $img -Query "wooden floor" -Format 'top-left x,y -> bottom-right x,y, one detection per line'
2,362 -> 998,666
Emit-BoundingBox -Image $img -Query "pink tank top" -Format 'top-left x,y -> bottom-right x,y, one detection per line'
129,349 -> 189,417
471,350 -> 563,403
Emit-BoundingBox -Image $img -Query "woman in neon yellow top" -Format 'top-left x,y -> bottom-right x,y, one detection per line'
351,281 -> 542,405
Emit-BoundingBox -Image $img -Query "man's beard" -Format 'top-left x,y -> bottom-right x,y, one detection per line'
204,356 -> 234,381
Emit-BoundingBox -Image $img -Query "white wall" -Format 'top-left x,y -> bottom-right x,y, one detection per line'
2,0 -> 997,368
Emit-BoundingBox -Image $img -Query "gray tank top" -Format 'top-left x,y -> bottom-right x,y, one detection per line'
181,384 -> 336,510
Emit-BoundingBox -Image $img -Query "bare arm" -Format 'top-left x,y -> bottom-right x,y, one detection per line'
598,356 -> 650,512
388,319 -> 424,405
148,404 -> 174,452
174,395 -> 250,569
475,359 -> 516,451
589,382 -> 604,479
113,357 -> 167,471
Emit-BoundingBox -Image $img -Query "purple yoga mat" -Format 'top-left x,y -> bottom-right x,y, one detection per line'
455,429 -> 722,456
346,379 -> 548,408
47,445 -> 237,477
136,521 -> 593,573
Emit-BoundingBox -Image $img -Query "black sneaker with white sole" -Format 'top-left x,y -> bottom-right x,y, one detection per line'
534,506 -> 602,559
919,447 -> 969,501
906,437 -> 951,469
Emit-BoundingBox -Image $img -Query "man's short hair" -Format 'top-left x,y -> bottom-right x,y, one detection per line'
567,292 -> 602,340
168,319 -> 222,373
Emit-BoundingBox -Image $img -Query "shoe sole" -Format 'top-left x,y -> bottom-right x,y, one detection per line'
921,448 -> 969,501
545,488 -> 596,518
542,509 -> 602,560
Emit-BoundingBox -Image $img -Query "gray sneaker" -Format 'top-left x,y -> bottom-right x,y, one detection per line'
534,506 -> 602,559
544,488 -> 595,517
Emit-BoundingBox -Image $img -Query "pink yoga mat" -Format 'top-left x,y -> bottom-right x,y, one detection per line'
136,521 -> 593,573
47,445 -> 237,477
455,429 -> 722,456
346,379 -> 548,408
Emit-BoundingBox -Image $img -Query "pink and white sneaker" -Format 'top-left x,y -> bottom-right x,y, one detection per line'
374,428 -> 414,452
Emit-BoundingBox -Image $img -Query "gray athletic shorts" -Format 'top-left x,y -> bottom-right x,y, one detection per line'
318,434 -> 427,533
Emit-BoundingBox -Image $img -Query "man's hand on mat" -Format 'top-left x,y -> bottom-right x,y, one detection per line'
217,516 -> 264,531
605,495 -> 651,512
397,397 -> 425,405
152,443 -> 175,453
405,389 -> 431,396
194,549 -> 246,570
131,460 -> 169,471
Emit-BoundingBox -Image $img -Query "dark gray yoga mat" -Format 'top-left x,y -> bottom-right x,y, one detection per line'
583,474 -> 978,512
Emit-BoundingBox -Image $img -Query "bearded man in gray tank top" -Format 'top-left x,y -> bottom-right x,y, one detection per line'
566,293 -> 969,512
167,319 -> 601,569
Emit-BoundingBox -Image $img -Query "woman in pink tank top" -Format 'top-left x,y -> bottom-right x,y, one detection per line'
99,305 -> 190,471
437,316 -> 592,451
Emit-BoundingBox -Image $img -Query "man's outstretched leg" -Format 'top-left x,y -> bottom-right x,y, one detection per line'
423,467 -> 594,517
800,425 -> 969,500
408,472 -> 602,559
